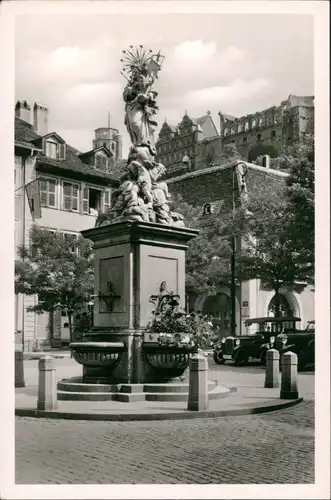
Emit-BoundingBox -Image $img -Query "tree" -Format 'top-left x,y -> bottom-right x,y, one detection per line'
15,225 -> 94,342
171,194 -> 233,297
234,178 -> 313,317
285,136 -> 314,283
254,134 -> 314,172
201,143 -> 242,170
173,139 -> 315,318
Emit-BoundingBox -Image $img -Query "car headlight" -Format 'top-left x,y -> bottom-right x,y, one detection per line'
221,338 -> 226,344
235,339 -> 240,346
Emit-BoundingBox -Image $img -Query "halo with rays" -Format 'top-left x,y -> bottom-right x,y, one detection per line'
120,45 -> 164,75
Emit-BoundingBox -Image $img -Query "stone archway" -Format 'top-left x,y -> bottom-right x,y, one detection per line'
195,286 -> 241,336
265,291 -> 303,331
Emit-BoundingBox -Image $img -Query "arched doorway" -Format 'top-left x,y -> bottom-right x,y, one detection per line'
267,294 -> 296,332
202,293 -> 231,337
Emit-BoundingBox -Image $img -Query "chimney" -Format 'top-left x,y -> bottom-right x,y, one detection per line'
15,100 -> 31,123
262,154 -> 270,169
33,102 -> 48,136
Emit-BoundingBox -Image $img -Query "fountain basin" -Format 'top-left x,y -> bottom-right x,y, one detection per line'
143,343 -> 197,380
69,342 -> 126,368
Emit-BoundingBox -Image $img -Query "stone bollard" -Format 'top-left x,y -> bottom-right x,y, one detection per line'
280,351 -> 299,399
37,356 -> 58,411
187,354 -> 208,411
15,348 -> 25,388
264,349 -> 280,388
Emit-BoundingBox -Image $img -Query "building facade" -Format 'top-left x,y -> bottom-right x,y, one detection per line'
15,101 -> 120,350
155,112 -> 220,178
219,94 -> 314,162
167,161 -> 314,336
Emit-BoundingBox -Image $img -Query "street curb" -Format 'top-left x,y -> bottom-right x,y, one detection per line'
15,397 -> 303,421
23,352 -> 71,360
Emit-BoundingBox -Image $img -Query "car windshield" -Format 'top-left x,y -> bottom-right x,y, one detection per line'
245,317 -> 301,334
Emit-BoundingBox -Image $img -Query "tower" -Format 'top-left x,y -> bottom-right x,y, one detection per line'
93,112 -> 122,160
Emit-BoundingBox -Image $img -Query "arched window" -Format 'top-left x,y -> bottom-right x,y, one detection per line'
238,124 -> 242,133
259,118 -> 263,127
252,119 -> 257,128
267,294 -> 296,332
203,203 -> 213,215
224,128 -> 229,136
231,127 -> 235,135
244,122 -> 249,131
202,293 -> 231,336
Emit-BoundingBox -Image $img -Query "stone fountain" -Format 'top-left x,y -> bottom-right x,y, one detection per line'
57,47 -> 224,402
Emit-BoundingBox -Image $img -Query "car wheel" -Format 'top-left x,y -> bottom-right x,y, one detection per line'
234,351 -> 249,366
213,351 -> 225,365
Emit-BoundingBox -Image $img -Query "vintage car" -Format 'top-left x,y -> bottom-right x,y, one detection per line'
275,322 -> 315,371
213,316 -> 302,366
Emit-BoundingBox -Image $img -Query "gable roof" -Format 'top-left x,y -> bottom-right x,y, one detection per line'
39,132 -> 66,143
15,117 -> 120,186
79,145 -> 114,160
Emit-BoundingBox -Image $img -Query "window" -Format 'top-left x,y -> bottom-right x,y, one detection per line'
244,122 -> 249,131
243,137 -> 247,145
252,119 -> 257,128
45,140 -> 66,160
82,186 -> 103,215
111,143 -> 115,151
231,128 -> 235,135
257,134 -> 262,142
238,124 -> 242,133
95,154 -> 107,171
271,130 -> 276,139
203,203 -> 213,215
63,182 -> 79,211
259,118 -> 263,127
224,128 -> 229,136
40,178 -> 57,208
46,141 -> 57,159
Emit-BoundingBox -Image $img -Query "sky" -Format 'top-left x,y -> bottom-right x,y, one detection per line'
15,13 -> 314,157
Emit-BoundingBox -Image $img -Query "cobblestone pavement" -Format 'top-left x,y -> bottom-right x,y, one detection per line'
15,400 -> 314,484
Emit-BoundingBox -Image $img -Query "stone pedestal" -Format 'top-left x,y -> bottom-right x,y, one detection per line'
264,349 -> 280,388
37,356 -> 58,410
280,351 -> 299,399
187,354 -> 209,411
77,220 -> 198,384
15,348 -> 25,388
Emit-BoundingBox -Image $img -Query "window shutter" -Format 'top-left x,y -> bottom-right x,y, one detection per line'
83,187 -> 89,213
40,191 -> 48,207
48,179 -> 56,207
72,184 -> 78,211
58,143 -> 66,160
63,182 -> 72,210
104,190 -> 111,211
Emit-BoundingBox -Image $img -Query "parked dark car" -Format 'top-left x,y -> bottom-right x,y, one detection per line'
276,329 -> 315,371
213,316 -> 302,367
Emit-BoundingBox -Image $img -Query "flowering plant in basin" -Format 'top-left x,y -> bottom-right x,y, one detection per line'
146,307 -> 216,350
